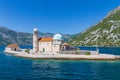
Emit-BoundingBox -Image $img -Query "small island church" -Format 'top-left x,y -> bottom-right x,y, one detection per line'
33,28 -> 69,53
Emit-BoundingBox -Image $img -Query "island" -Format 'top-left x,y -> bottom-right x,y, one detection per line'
4,28 -> 120,60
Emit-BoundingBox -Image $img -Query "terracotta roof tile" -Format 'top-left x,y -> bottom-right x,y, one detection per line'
61,42 -> 69,46
7,44 -> 19,48
39,37 -> 53,42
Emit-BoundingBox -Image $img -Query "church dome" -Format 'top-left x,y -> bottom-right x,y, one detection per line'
53,33 -> 63,40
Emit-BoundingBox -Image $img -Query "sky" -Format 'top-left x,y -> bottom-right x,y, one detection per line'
0,0 -> 120,34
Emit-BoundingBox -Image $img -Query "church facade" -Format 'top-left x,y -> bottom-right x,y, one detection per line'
33,28 -> 66,53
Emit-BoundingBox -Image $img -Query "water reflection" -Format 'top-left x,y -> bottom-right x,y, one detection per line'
32,60 -> 60,69
30,60 -> 61,78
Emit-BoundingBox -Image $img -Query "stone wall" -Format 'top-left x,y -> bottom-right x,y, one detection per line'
61,50 -> 98,55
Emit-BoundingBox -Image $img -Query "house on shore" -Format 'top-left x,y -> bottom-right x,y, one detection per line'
5,44 -> 19,52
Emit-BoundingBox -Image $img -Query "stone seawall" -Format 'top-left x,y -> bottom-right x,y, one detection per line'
61,50 -> 98,55
4,50 -> 120,60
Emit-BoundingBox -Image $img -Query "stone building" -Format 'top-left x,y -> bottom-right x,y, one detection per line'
33,28 -> 68,53
5,44 -> 19,52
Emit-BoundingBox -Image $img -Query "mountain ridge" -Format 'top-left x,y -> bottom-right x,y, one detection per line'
0,26 -> 73,46
69,6 -> 120,47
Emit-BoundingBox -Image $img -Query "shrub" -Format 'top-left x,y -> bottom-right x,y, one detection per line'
75,52 -> 79,54
25,49 -> 30,53
85,52 -> 91,55
66,52 -> 69,54
78,48 -> 80,50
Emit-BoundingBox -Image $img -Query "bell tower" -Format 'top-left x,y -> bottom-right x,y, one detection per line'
33,28 -> 39,53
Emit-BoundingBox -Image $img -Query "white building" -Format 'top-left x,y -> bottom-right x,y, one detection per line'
33,28 -> 68,53
5,44 -> 19,52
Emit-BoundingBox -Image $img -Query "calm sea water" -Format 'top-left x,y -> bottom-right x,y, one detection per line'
0,46 -> 120,80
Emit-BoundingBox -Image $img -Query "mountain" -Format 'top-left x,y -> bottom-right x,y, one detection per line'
0,27 -> 73,46
0,27 -> 32,46
69,6 -> 120,47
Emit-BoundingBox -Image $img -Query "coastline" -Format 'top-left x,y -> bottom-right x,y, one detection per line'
4,50 -> 120,60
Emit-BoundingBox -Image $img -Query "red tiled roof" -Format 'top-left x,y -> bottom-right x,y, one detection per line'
7,44 -> 19,48
61,42 -> 69,46
39,37 -> 53,42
